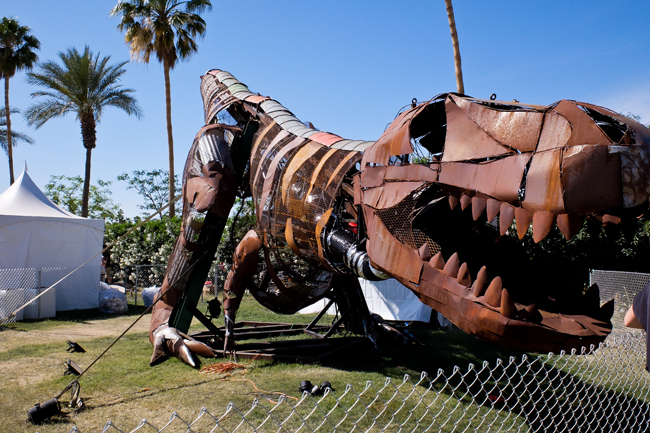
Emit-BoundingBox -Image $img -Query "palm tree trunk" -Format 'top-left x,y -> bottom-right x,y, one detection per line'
445,0 -> 464,94
164,60 -> 175,219
4,78 -> 14,185
80,114 -> 96,218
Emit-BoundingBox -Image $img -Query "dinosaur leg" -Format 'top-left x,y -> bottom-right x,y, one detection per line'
222,230 -> 262,355
149,134 -> 239,366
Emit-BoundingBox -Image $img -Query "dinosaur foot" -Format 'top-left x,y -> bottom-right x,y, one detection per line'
400,251 -> 613,353
150,325 -> 216,367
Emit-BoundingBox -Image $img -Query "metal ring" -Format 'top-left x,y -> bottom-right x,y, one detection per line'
490,94 -> 497,101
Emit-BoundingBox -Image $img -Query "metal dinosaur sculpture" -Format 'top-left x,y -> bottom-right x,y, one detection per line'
148,69 -> 650,366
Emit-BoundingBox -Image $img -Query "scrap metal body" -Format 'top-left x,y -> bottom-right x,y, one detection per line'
149,69 -> 650,365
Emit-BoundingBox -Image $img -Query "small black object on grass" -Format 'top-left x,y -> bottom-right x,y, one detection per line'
63,359 -> 84,376
66,340 -> 85,353
27,398 -> 60,425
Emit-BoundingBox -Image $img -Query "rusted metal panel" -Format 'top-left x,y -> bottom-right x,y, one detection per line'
331,140 -> 375,152
363,205 -> 423,284
228,83 -> 249,95
375,181 -> 424,209
450,95 -> 543,153
244,94 -> 270,104
562,144 -> 622,213
310,131 -> 344,146
438,154 -> 531,203
552,100 -> 610,147
384,165 -> 438,182
521,149 -> 564,213
537,112 -> 572,152
442,97 -> 510,162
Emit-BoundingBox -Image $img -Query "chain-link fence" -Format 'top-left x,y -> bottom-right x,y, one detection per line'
66,332 -> 648,433
590,269 -> 650,335
0,266 -> 99,323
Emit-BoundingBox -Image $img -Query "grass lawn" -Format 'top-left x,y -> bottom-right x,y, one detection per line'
0,293 -> 631,432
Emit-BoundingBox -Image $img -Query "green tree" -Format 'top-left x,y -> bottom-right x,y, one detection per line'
25,46 -> 142,218
0,107 -> 33,155
117,168 -> 180,216
0,17 -> 40,185
45,174 -> 124,222
112,0 -> 212,219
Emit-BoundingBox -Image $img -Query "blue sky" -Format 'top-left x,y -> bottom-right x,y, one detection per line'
2,0 -> 649,219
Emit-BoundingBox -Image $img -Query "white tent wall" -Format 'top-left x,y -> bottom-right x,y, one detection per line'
0,170 -> 104,314
299,278 -> 432,322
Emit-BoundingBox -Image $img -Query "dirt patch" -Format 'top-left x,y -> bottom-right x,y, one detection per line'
0,315 -> 151,353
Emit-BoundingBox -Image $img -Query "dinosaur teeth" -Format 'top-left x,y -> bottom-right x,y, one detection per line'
486,199 -> 501,223
472,197 -> 486,221
514,207 -> 533,239
460,194 -> 472,211
457,262 -> 472,286
484,276 -> 503,307
501,288 -> 516,318
556,214 -> 583,240
499,203 -> 515,236
443,252 -> 460,278
448,194 -> 459,210
532,211 -> 555,243
430,252 -> 445,270
521,304 -> 543,323
418,242 -> 433,262
472,266 -> 488,296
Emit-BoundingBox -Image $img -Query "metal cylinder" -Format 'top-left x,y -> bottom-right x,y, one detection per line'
323,229 -> 388,280
27,398 -> 61,424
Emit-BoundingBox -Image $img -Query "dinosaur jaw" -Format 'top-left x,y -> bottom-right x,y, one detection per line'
363,185 -> 622,353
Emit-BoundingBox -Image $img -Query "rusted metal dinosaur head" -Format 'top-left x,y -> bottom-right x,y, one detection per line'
360,94 -> 650,352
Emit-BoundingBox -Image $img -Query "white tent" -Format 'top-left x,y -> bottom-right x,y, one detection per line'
300,278 -> 432,322
0,168 -> 104,312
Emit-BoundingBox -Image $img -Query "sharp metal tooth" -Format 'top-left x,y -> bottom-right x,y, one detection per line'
487,199 -> 501,223
472,197 -> 486,221
523,304 -> 543,323
472,266 -> 488,296
499,203 -> 515,236
501,288 -> 516,318
443,252 -> 460,278
532,211 -> 555,243
457,262 -> 472,286
460,194 -> 472,211
556,214 -> 583,240
430,252 -> 445,270
603,214 -> 621,225
514,207 -> 533,239
449,194 -> 459,210
418,242 -> 433,262
484,276 -> 503,307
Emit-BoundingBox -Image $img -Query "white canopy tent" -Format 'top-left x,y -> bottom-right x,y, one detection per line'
300,278 -> 432,322
0,168 -> 104,313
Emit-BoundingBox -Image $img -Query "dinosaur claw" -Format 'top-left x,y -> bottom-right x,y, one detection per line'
150,325 -> 199,368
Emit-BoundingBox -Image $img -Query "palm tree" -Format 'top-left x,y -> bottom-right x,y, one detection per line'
444,0 -> 464,94
112,0 -> 212,218
0,17 -> 40,185
0,107 -> 33,156
25,46 -> 142,217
